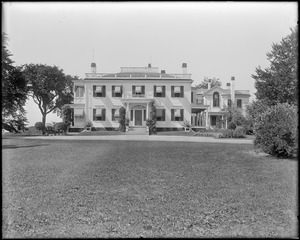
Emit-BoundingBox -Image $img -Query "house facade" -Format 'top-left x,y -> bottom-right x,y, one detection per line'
65,63 -> 250,131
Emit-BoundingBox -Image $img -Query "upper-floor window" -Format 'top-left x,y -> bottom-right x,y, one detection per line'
111,108 -> 120,121
228,99 -> 232,108
191,92 -> 194,103
75,85 -> 85,98
171,109 -> 184,121
112,86 -> 122,98
93,108 -> 106,121
154,85 -> 166,97
197,97 -> 204,105
156,109 -> 166,121
171,86 -> 184,98
93,85 -> 106,97
132,85 -> 145,97
213,92 -> 220,107
237,99 -> 242,108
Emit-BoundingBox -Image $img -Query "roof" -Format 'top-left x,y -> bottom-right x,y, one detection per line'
194,86 -> 250,96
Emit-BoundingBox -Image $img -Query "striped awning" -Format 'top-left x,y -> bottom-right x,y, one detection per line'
135,86 -> 142,93
174,86 -> 181,93
156,109 -> 163,117
95,109 -> 102,116
74,108 -> 84,117
174,109 -> 181,117
156,86 -> 162,93
114,86 -> 121,93
114,109 -> 119,117
95,86 -> 102,93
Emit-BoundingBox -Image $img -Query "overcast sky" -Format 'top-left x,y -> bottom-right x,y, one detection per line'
3,2 -> 298,126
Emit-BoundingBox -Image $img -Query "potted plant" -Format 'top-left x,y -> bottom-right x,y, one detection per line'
182,120 -> 191,132
84,120 -> 93,132
125,117 -> 129,132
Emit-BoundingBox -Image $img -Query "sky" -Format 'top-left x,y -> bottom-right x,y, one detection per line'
2,2 -> 298,126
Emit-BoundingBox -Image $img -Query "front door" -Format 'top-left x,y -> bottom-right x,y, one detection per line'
135,110 -> 142,126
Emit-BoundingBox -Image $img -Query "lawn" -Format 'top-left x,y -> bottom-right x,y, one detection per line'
2,137 -> 298,238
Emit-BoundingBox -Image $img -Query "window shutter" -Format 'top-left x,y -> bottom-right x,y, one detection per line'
102,86 -> 106,97
120,86 -> 123,97
142,86 -> 145,95
180,109 -> 184,121
162,86 -> 166,97
171,109 -> 174,121
191,92 -> 193,103
93,86 -> 96,97
162,109 -> 165,121
181,86 -> 184,98
112,109 -> 115,121
130,110 -> 133,121
102,109 -> 106,121
93,109 -> 96,121
171,86 -> 174,97
132,86 -> 135,95
144,110 -> 146,120
112,86 -> 115,97
154,85 -> 156,97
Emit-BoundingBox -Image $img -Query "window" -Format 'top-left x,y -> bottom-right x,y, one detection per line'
75,85 -> 85,98
93,85 -> 106,97
154,85 -> 165,97
191,92 -> 194,103
156,109 -> 166,121
211,116 -> 217,126
197,97 -> 204,105
132,85 -> 145,97
171,86 -> 184,98
130,110 -> 133,121
74,108 -> 84,118
213,92 -> 220,107
228,99 -> 232,107
111,109 -> 119,121
171,109 -> 184,121
93,108 -> 106,121
112,86 -> 122,98
237,99 -> 242,108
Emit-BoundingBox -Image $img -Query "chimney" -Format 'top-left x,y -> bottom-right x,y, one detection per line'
226,83 -> 231,90
207,79 -> 211,89
148,63 -> 151,68
161,70 -> 166,74
231,76 -> 235,105
182,63 -> 187,74
91,62 -> 96,73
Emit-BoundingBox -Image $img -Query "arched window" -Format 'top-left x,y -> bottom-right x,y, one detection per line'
213,92 -> 220,107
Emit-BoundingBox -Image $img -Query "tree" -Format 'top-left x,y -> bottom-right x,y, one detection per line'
22,64 -> 74,129
2,33 -> 28,132
195,77 -> 222,89
118,106 -> 126,132
146,100 -> 157,135
252,27 -> 298,106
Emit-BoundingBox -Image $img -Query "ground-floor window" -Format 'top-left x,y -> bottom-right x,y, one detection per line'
156,109 -> 166,121
211,116 -> 217,126
171,109 -> 184,121
111,109 -> 119,122
93,108 -> 106,121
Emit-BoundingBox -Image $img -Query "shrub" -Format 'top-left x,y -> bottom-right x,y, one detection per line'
118,107 -> 126,132
232,126 -> 246,138
228,121 -> 236,130
83,120 -> 93,128
254,103 -> 297,158
146,101 -> 157,135
218,129 -> 232,138
54,122 -> 68,133
34,122 -> 45,134
182,120 -> 191,128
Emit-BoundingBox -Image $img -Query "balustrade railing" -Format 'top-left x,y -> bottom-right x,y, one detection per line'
85,73 -> 192,79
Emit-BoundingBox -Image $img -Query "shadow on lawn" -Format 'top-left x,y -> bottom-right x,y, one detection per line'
2,144 -> 49,149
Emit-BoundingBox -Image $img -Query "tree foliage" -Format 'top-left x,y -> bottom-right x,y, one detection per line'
252,27 -> 298,106
118,106 -> 126,132
146,100 -> 157,135
2,33 -> 28,132
22,64 -> 74,126
195,77 -> 222,89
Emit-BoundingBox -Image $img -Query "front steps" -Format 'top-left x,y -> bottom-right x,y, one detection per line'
126,127 -> 148,135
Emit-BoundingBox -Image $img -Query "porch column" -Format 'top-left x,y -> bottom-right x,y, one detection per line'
225,116 -> 228,129
205,110 -> 209,128
126,102 -> 129,118
146,102 -> 149,120
222,115 -> 224,128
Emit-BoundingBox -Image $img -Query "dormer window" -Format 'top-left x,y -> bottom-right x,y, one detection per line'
213,92 -> 220,107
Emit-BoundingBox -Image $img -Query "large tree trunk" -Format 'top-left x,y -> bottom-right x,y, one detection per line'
42,113 -> 47,135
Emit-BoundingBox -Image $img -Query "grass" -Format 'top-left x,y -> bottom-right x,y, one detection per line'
2,137 -> 297,238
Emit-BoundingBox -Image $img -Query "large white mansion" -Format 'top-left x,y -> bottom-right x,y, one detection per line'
65,63 -> 250,131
